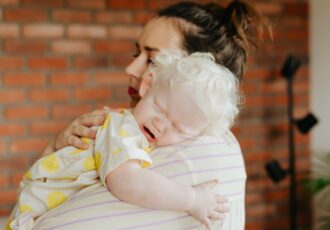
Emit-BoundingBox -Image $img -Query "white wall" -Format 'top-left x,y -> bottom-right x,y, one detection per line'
310,0 -> 330,153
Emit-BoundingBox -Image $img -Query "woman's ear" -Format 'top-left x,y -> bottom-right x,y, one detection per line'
139,73 -> 154,97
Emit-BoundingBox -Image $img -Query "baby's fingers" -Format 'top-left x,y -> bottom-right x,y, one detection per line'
201,217 -> 211,230
208,211 -> 225,221
215,194 -> 228,204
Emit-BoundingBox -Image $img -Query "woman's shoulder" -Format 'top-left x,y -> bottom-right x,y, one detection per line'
176,131 -> 241,153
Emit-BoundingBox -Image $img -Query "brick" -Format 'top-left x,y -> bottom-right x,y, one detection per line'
108,0 -> 145,9
68,25 -> 107,39
0,57 -> 23,69
0,23 -> 19,38
22,0 -> 64,7
73,56 -> 109,68
11,171 -> 25,187
134,11 -> 154,25
0,190 -> 17,204
29,89 -> 70,102
5,106 -> 48,120
52,104 -> 91,119
147,0 -> 178,10
0,140 -> 6,154
257,2 -> 283,15
23,24 -> 64,38
0,0 -> 18,6
287,30 -> 308,41
74,88 -> 111,101
3,8 -> 47,22
30,121 -> 67,135
107,26 -> 142,40
9,138 -> 48,153
0,89 -> 25,103
284,3 -> 308,16
110,55 -> 133,68
95,41 -> 134,53
3,72 -> 46,86
95,11 -> 132,24
0,124 -> 25,136
4,40 -> 47,54
53,10 -> 92,23
0,156 -> 29,170
0,174 -> 8,187
50,72 -> 88,86
68,0 -> 105,10
0,207 -> 11,216
93,71 -> 128,85
51,40 -> 92,54
27,57 -> 67,69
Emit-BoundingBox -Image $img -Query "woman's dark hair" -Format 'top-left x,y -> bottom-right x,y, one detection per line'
157,0 -> 272,80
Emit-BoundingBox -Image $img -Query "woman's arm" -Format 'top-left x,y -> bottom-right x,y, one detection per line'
106,160 -> 227,229
41,109 -> 109,156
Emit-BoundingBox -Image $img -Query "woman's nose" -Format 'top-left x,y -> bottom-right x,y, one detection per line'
125,55 -> 147,86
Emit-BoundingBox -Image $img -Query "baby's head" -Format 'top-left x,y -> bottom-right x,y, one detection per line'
133,50 -> 241,147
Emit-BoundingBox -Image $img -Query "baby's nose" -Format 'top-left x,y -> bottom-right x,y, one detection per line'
152,117 -> 165,134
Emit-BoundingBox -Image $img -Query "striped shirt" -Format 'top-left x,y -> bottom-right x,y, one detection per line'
33,133 -> 246,230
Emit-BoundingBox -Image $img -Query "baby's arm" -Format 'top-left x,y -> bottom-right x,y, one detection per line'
106,160 -> 227,229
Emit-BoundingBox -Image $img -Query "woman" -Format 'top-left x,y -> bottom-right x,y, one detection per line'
33,1 -> 272,229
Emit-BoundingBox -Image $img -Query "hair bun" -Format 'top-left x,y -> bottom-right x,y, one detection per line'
224,0 -> 272,50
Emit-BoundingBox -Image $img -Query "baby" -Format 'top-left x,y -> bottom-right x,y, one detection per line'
8,50 -> 240,230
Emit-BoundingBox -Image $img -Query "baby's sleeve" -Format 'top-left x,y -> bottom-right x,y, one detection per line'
94,110 -> 152,187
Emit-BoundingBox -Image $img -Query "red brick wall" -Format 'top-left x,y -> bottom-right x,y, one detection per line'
0,0 -> 310,229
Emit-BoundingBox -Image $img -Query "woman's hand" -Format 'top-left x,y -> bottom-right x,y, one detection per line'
42,107 -> 117,156
187,180 -> 228,229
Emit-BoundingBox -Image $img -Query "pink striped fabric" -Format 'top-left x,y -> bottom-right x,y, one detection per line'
33,133 -> 246,230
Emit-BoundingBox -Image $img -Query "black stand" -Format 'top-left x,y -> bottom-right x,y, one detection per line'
282,55 -> 301,230
265,55 -> 318,230
287,73 -> 297,230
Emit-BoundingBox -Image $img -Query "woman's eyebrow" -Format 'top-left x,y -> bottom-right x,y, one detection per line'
136,42 -> 159,52
145,46 -> 159,52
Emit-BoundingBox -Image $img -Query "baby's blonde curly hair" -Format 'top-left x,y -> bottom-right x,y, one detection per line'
150,49 -> 243,135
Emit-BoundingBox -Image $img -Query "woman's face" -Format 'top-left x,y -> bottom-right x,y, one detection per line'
125,17 -> 183,106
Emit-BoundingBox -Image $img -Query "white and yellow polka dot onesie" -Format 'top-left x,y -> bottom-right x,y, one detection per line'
8,110 -> 152,230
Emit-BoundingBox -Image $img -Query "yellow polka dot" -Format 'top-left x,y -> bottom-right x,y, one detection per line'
47,191 -> 67,209
19,204 -> 33,213
23,170 -> 32,180
40,154 -> 60,173
112,147 -> 122,155
141,161 -> 151,168
101,114 -> 110,129
94,152 -> 102,170
83,157 -> 96,171
81,137 -> 92,144
5,219 -> 11,230
143,146 -> 154,153
69,148 -> 84,155
119,128 -> 128,137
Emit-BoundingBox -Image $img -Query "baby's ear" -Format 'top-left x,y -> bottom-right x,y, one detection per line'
139,72 -> 154,97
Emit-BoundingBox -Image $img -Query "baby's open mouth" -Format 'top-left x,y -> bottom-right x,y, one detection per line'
143,126 -> 155,142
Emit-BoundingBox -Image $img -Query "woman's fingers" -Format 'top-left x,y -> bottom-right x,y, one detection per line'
71,125 -> 97,139
67,135 -> 89,149
53,109 -> 109,150
77,112 -> 107,127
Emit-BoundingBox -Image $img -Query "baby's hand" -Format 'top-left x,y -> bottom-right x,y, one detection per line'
187,180 -> 228,229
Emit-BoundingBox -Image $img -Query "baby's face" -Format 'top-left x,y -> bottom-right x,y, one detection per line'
133,83 -> 206,147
